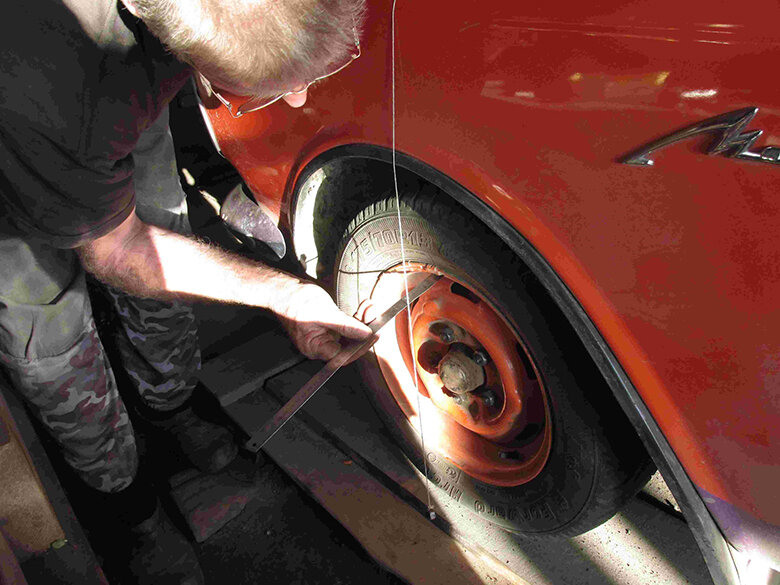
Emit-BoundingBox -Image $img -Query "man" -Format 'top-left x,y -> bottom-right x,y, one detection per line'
0,0 -> 367,582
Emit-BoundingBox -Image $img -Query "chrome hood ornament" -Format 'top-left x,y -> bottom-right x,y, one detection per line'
622,107 -> 780,167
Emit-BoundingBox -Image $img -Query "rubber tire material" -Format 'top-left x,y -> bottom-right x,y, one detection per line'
335,185 -> 654,536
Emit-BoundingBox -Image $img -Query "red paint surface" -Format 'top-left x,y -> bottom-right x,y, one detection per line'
207,0 -> 780,542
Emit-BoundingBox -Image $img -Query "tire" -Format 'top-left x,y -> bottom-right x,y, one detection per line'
334,184 -> 654,536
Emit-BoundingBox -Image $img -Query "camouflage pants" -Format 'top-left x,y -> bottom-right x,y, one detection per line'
0,110 -> 200,493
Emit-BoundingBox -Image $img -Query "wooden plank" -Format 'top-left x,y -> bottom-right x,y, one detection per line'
0,391 -> 65,560
200,329 -> 302,406
0,383 -> 107,584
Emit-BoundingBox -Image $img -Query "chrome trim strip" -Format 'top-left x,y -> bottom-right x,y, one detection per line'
622,107 -> 780,167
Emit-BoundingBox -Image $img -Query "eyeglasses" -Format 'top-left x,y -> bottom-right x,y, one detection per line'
199,24 -> 361,118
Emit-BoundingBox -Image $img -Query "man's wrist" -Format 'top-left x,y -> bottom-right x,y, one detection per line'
261,269 -> 303,317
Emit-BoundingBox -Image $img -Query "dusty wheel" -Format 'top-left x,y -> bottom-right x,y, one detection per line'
335,186 -> 654,535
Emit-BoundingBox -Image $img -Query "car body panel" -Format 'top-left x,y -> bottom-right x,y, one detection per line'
204,0 -> 780,570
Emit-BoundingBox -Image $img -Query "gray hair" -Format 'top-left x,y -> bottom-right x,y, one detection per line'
134,0 -> 365,96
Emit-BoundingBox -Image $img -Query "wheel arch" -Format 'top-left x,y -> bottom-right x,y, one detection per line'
289,143 -> 740,585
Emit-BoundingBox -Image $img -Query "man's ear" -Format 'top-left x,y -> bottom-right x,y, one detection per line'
120,0 -> 140,18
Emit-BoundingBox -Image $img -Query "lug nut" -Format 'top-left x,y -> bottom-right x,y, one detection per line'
439,326 -> 455,343
472,350 -> 489,366
480,390 -> 497,408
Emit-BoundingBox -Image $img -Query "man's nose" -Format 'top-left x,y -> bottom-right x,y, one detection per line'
282,88 -> 308,108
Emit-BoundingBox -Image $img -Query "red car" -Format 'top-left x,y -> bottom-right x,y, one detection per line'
199,2 -> 780,583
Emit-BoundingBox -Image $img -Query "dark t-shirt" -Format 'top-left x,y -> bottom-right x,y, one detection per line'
0,0 -> 191,248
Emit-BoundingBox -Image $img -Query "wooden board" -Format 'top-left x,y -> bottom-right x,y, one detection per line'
0,391 -> 64,560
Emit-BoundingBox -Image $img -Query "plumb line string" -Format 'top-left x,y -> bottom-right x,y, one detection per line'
390,0 -> 436,521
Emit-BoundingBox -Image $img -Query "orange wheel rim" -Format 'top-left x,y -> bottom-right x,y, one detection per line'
370,269 -> 553,487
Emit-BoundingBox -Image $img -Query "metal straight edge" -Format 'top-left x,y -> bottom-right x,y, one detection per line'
244,274 -> 442,452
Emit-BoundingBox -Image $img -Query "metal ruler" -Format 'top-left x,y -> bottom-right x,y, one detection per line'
245,274 -> 441,452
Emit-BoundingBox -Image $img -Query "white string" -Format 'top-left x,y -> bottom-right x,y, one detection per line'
391,0 -> 435,521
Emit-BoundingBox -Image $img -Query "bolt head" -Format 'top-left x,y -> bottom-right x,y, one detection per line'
472,350 -> 488,366
439,326 -> 455,343
481,390 -> 497,408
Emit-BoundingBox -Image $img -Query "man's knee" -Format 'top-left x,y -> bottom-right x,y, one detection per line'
106,290 -> 201,410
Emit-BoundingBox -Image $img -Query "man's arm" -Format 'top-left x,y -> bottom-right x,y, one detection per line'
77,211 -> 371,360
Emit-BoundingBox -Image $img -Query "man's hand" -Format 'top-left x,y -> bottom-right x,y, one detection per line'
274,280 -> 372,361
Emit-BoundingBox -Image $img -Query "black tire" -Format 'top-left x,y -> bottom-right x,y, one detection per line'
334,184 -> 654,536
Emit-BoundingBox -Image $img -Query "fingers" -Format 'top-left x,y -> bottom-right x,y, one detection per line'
312,334 -> 377,365
279,281 -> 375,359
341,334 -> 378,365
313,339 -> 342,361
321,305 -> 373,340
289,283 -> 372,340
298,328 -> 341,361
292,322 -> 378,363
355,298 -> 379,325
